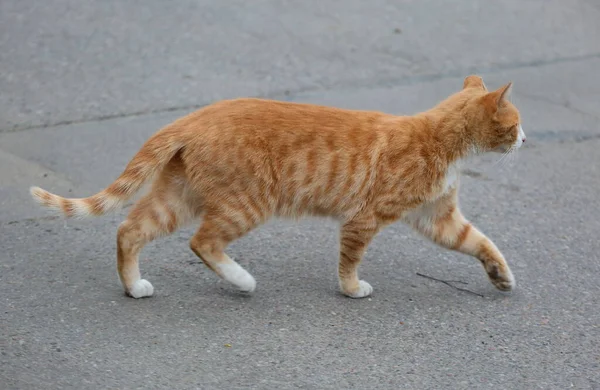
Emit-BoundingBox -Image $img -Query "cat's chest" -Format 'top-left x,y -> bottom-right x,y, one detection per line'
437,163 -> 460,196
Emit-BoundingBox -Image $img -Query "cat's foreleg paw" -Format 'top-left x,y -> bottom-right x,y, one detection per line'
126,279 -> 154,298
487,264 -> 515,292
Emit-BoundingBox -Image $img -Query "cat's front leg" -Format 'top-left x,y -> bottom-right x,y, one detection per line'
451,221 -> 515,291
409,195 -> 515,292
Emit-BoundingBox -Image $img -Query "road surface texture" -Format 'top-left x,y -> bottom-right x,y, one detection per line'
1,1 -> 599,389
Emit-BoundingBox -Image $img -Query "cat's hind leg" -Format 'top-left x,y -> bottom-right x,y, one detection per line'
116,165 -> 194,298
189,210 -> 259,293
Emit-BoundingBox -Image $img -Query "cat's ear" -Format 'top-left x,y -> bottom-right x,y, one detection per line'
495,82 -> 512,102
463,75 -> 487,90
482,82 -> 513,112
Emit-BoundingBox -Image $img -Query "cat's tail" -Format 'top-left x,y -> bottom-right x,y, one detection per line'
30,123 -> 184,219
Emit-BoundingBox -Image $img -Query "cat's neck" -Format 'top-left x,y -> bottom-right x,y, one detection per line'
417,104 -> 474,165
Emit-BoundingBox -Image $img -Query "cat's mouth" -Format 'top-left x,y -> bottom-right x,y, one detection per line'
492,145 -> 513,153
493,125 -> 527,153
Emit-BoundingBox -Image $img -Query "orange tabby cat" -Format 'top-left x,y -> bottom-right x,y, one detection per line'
30,75 -> 526,299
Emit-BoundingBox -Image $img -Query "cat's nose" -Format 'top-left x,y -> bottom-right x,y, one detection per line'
518,125 -> 526,144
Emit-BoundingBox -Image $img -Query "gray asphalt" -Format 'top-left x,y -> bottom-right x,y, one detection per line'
1,1 -> 599,389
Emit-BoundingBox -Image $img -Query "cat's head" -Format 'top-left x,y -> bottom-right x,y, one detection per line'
461,75 -> 526,154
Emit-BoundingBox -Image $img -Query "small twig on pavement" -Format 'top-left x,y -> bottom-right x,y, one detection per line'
416,272 -> 484,298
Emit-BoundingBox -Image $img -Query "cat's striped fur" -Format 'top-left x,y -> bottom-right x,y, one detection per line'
31,75 -> 525,299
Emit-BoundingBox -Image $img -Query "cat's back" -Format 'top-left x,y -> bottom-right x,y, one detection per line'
191,98 -> 387,138
178,98 -> 392,204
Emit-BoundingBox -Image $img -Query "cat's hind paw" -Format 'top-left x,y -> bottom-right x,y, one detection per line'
217,261 -> 256,292
342,280 -> 373,298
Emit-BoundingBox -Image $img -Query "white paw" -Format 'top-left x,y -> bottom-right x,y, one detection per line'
218,261 -> 256,292
345,280 -> 373,299
128,279 -> 154,298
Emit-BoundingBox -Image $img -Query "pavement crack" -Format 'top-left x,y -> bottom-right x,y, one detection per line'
518,92 -> 600,121
2,203 -> 135,226
2,104 -> 211,134
0,85 -> 319,134
4,215 -> 62,226
291,52 -> 600,99
3,51 -> 599,134
527,130 -> 600,144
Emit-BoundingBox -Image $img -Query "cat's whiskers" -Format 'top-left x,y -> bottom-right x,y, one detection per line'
504,148 -> 517,167
493,147 -> 512,167
509,148 -> 519,165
